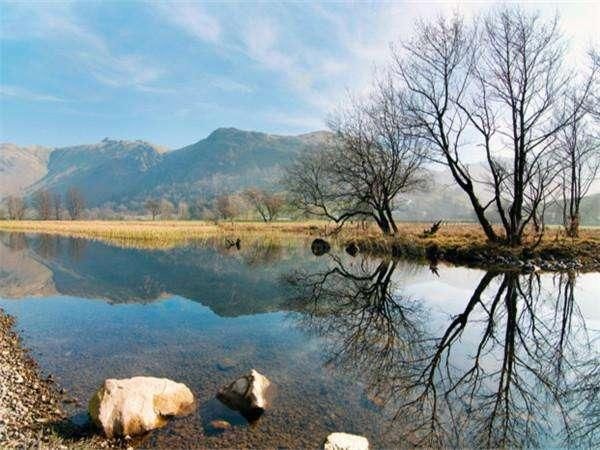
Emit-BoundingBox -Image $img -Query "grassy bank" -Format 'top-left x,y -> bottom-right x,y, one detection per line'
1,220 -> 599,269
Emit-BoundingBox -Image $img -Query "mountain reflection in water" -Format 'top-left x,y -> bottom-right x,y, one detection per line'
287,255 -> 599,448
0,232 -> 598,448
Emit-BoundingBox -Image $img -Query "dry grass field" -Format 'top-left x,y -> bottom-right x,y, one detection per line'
1,220 -> 599,266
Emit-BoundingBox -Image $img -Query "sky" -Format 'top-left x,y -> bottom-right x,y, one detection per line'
1,1 -> 598,149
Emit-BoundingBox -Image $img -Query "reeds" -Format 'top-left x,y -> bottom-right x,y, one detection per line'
0,220 -> 324,249
1,220 -> 599,262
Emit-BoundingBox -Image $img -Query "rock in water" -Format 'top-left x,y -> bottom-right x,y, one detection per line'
88,377 -> 195,438
345,242 -> 359,257
311,238 -> 331,256
216,369 -> 274,421
209,419 -> 232,431
216,358 -> 236,371
323,433 -> 369,450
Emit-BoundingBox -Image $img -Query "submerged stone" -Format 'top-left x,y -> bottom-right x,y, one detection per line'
216,358 -> 236,371
311,238 -> 331,256
345,242 -> 359,257
209,419 -> 232,431
216,369 -> 274,422
88,376 -> 195,438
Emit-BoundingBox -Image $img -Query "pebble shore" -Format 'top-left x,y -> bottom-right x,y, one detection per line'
0,308 -> 66,447
0,308 -> 111,449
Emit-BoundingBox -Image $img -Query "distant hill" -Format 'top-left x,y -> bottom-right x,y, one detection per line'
140,128 -> 324,203
2,128 -> 327,207
27,138 -> 166,206
1,127 -> 598,224
0,143 -> 52,198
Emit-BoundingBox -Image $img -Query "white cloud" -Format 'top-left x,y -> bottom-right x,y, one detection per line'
209,77 -> 253,93
2,2 -> 167,93
76,51 -> 165,90
154,2 -> 222,44
262,111 -> 325,131
0,2 -> 104,49
0,85 -> 67,103
149,3 -> 350,112
4,0 -> 597,135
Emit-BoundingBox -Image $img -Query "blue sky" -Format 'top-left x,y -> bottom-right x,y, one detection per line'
1,1 -> 598,149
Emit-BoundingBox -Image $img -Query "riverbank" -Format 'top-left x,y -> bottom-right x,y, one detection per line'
0,308 -> 109,449
1,220 -> 599,271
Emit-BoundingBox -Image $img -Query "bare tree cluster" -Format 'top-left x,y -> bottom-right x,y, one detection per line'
65,187 -> 85,220
6,195 -> 25,220
3,188 -> 78,221
159,198 -> 175,219
242,188 -> 284,222
33,190 -> 53,220
286,86 -> 429,235
286,7 -> 598,241
53,192 -> 62,219
555,96 -> 600,237
394,8 -> 597,244
145,199 -> 160,220
215,194 -> 238,221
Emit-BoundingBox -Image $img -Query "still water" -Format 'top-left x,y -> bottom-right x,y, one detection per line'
0,232 -> 598,448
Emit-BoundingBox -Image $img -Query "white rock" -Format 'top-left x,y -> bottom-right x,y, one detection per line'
216,369 -> 274,420
324,432 -> 370,450
88,376 -> 195,438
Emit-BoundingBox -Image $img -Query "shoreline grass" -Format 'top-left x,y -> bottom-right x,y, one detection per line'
1,220 -> 599,269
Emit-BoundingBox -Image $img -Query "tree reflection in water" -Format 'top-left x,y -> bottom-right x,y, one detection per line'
286,257 -> 599,448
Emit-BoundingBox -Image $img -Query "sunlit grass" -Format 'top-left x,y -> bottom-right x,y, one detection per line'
1,220 -> 599,264
0,220 -> 324,249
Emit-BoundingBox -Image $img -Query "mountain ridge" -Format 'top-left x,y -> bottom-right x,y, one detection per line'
1,127 -> 330,208
2,127 -> 598,225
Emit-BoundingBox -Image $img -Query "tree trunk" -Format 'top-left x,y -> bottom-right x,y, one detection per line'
375,210 -> 391,235
567,213 -> 580,238
385,205 -> 398,235
444,156 -> 500,243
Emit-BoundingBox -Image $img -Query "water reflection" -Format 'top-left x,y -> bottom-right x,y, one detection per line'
1,233 -> 598,448
0,232 -> 318,316
287,256 -> 599,448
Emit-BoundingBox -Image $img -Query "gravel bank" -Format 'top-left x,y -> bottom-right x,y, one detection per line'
0,308 -> 108,449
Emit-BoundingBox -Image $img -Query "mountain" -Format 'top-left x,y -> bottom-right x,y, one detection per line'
28,138 -> 166,205
2,127 -> 598,224
2,128 -> 325,207
0,143 -> 52,198
141,127 -> 319,202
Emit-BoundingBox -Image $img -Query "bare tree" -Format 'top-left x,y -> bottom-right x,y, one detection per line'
145,199 -> 160,220
189,194 -> 211,220
159,199 -> 175,219
588,49 -> 600,119
243,188 -> 284,222
395,8 -> 596,245
53,192 -> 61,220
215,194 -> 238,220
33,189 -> 53,220
65,187 -> 85,220
177,201 -> 190,220
556,97 -> 600,237
286,85 -> 428,235
7,195 -> 25,220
